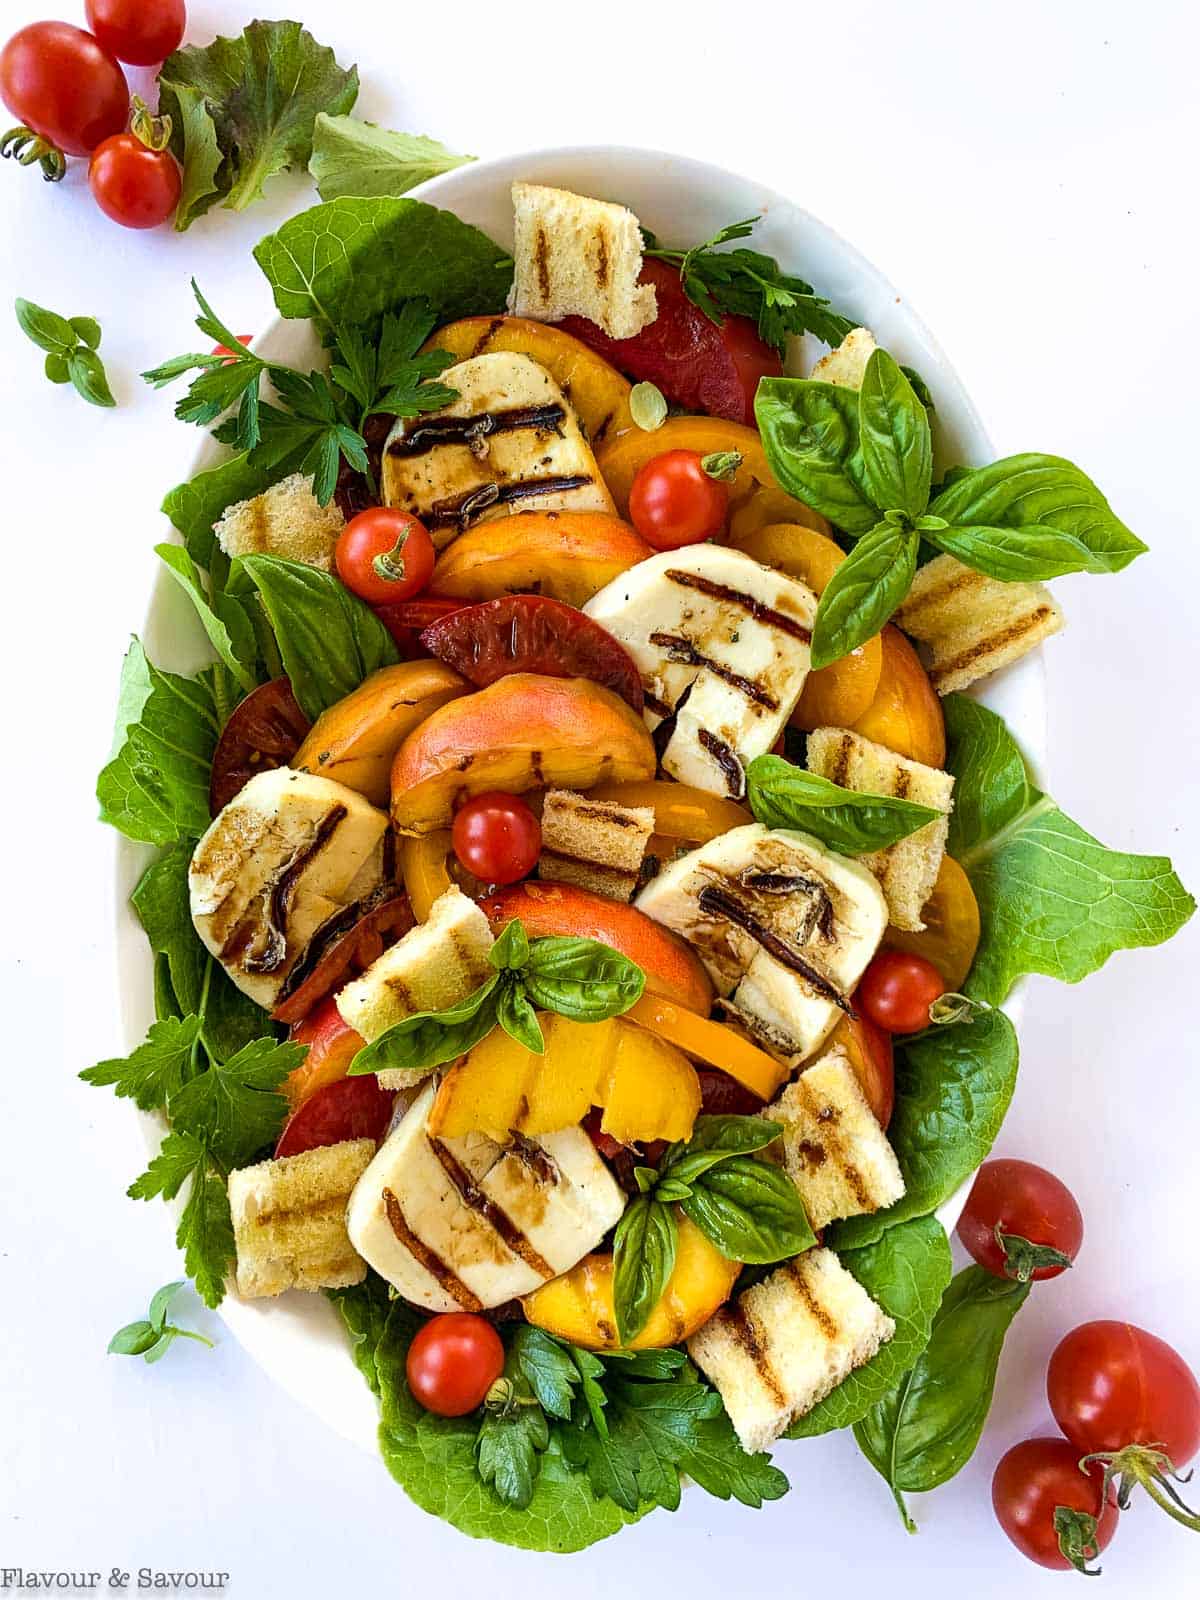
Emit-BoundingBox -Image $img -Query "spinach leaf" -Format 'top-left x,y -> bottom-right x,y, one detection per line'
829,1009 -> 1019,1250
853,1265 -> 1030,1527
945,696 -> 1195,1003
612,1197 -> 678,1346
156,544 -> 258,693
746,754 -> 940,854
929,453 -> 1147,575
240,554 -> 399,720
523,936 -> 645,1020
755,378 -> 877,533
787,1216 -> 952,1437
858,349 -> 931,518
810,518 -> 918,669
327,1277 -> 392,1397
309,114 -> 473,201
679,1158 -> 815,1264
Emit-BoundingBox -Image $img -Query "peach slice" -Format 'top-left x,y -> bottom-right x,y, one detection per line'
587,779 -> 752,845
422,316 -> 636,446
523,1213 -> 740,1351
626,993 -> 788,1102
390,674 -> 656,836
596,416 -> 777,520
431,510 -> 654,608
728,485 -> 833,543
283,997 -> 364,1111
882,854 -> 980,992
292,661 -> 468,808
850,624 -> 946,767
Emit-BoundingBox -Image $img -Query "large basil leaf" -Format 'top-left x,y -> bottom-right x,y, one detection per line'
746,754 -> 940,854
928,453 -> 1147,574
787,1216 -> 953,1438
945,696 -> 1195,1003
156,544 -> 257,693
853,1265 -> 1030,1526
348,976 -> 500,1079
660,1114 -> 781,1187
310,114 -> 473,201
523,936 -> 645,1020
240,554 -> 399,720
925,520 -> 1101,581
858,349 -> 932,518
613,1197 -> 678,1345
828,1009 -> 1019,1251
680,1158 -> 816,1263
755,378 -> 878,534
810,519 -> 918,669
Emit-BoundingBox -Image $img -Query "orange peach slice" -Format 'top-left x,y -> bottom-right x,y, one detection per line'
390,674 -> 656,836
850,624 -> 946,767
596,416 -> 775,520
882,854 -> 980,992
626,993 -> 788,1102
431,510 -> 654,607
728,484 -> 833,543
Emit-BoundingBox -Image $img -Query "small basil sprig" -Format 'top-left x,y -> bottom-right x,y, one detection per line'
16,298 -> 115,407
756,345 -> 1147,665
612,1116 -> 815,1344
745,753 -> 939,854
108,1280 -> 214,1364
348,919 -> 645,1078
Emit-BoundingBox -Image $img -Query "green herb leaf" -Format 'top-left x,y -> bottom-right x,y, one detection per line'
68,315 -> 101,349
127,1133 -> 236,1309
680,1158 -> 815,1263
157,80 -> 223,231
496,983 -> 545,1053
309,114 -> 472,201
169,1036 -> 301,1169
746,753 -> 940,854
659,1114 -> 782,1186
945,696 -> 1195,1002
147,1281 -> 185,1331
755,378 -> 877,533
810,519 -> 918,669
489,918 -> 530,971
109,1282 -> 213,1361
511,1327 -> 579,1421
523,936 -> 645,1021
348,977 -> 500,1079
66,346 -> 116,407
925,520 -> 1103,581
108,1321 -> 160,1356
477,1390 -> 550,1509
613,1197 -> 678,1346
858,349 -> 932,518
155,544 -> 258,693
16,297 -> 78,351
81,1016 -> 202,1112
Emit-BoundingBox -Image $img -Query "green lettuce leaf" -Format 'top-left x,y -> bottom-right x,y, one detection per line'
310,115 -> 472,201
158,80 -> 224,232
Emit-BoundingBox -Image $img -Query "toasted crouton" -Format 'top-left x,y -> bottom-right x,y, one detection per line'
228,1138 -> 375,1299
213,472 -> 345,571
810,327 -> 877,389
767,1045 -> 904,1228
895,554 -> 1065,695
538,788 -> 655,901
806,726 -> 954,931
336,887 -> 494,1088
507,183 -> 657,340
687,1248 -> 895,1452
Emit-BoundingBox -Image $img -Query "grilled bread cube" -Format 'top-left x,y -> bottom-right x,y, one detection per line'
687,1248 -> 895,1452
380,352 -> 614,549
228,1138 -> 375,1299
508,182 -> 657,340
346,1081 -> 626,1311
212,471 -> 344,571
538,788 -> 655,901
810,327 -> 878,389
767,1045 -> 904,1228
336,886 -> 494,1088
805,726 -> 954,932
895,553 -> 1065,695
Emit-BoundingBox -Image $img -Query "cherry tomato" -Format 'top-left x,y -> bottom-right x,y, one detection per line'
958,1159 -> 1083,1282
856,948 -> 946,1034
84,0 -> 185,66
272,888 -> 415,1025
560,259 -> 782,426
420,594 -> 643,712
0,22 -> 127,157
628,449 -> 731,550
211,335 -> 253,361
406,1313 -> 505,1417
452,792 -> 541,886
209,678 -> 310,815
274,1074 -> 394,1159
992,1438 -> 1118,1574
89,131 -> 180,228
336,508 -> 435,606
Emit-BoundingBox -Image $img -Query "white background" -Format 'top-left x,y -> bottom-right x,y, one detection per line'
1,0 -> 1197,1593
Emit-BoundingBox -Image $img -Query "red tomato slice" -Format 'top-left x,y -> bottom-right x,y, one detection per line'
274,1074 -> 395,1159
209,678 -> 310,815
559,260 -> 782,426
420,595 -> 644,712
272,887 -> 415,1025
375,595 -> 469,658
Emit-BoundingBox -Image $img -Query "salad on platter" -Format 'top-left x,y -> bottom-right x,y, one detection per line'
87,174 -> 1194,1554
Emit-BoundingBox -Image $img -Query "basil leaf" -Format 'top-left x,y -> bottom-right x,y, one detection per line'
829,1009 -> 1019,1250
681,1158 -> 815,1263
155,544 -> 258,693
613,1197 -> 678,1345
496,983 -> 545,1054
853,1266 -> 1030,1525
746,754 -> 940,854
661,1114 -> 782,1186
108,1320 -> 159,1356
69,315 -> 101,349
810,520 -> 918,670
787,1216 -> 953,1437
67,346 -> 116,407
16,297 -> 80,352
945,696 -> 1195,1003
310,114 -> 473,201
348,976 -> 500,1078
858,349 -> 931,518
44,352 -> 70,383
240,554 -> 399,720
523,936 -> 645,1021
147,1281 -> 186,1332
490,918 -> 530,971
755,378 -> 877,534
927,520 -> 1102,581
928,453 -> 1146,574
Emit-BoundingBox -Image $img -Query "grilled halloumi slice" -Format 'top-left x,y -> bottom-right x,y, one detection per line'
805,726 -> 954,932
380,352 -> 614,549
809,326 -> 878,389
345,1081 -> 626,1311
189,768 -> 388,1010
687,1247 -> 895,1453
766,1045 -> 904,1228
635,823 -> 888,1064
228,1139 -> 375,1299
538,788 -> 655,901
582,546 -> 817,800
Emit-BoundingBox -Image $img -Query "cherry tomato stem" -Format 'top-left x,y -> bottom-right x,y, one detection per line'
957,1159 -> 1083,1282
336,509 -> 435,606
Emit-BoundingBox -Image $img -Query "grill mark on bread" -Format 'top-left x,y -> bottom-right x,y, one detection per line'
593,230 -> 610,288
252,1195 -> 356,1226
428,1139 -> 555,1280
698,730 -> 746,798
784,1257 -> 838,1339
698,885 -> 852,1012
649,632 -> 780,709
382,1187 -> 483,1310
898,565 -> 985,621
791,1077 -> 871,1209
928,607 -> 1058,688
830,732 -> 855,790
724,1303 -> 787,1405
552,797 -> 644,829
664,570 -> 813,642
535,227 -> 552,301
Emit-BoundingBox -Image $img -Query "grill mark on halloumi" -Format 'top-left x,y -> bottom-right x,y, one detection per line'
649,632 -> 781,709
698,884 -> 852,1012
790,1078 -> 872,1210
698,730 -> 745,797
221,804 -> 348,973
725,1303 -> 787,1406
665,569 -> 813,643
784,1256 -> 838,1339
387,404 -> 568,459
508,1132 -> 561,1186
427,1139 -> 555,1280
928,606 -> 1058,688
382,1186 -> 484,1311
643,689 -> 673,719
426,473 -> 594,532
